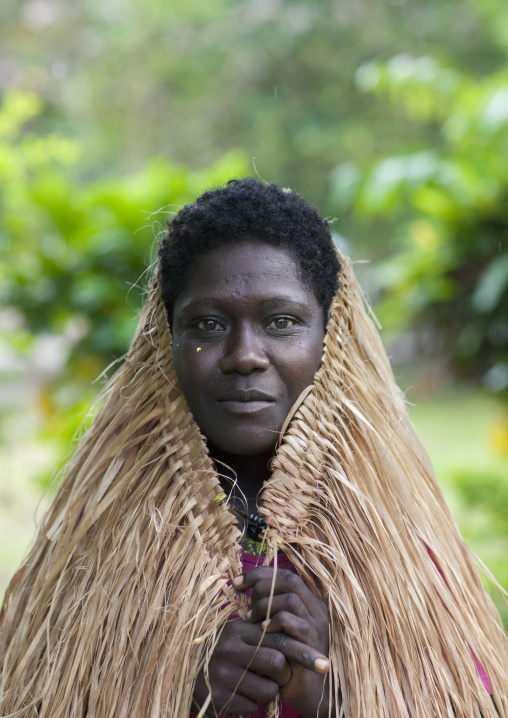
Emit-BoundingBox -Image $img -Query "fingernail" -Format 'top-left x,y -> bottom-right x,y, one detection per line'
246,610 -> 252,620
314,658 -> 329,674
261,619 -> 271,628
232,576 -> 244,588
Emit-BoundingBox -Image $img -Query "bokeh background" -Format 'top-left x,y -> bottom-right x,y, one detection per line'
1,0 -> 507,624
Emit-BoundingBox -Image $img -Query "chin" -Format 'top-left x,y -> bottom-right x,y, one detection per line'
207,434 -> 278,458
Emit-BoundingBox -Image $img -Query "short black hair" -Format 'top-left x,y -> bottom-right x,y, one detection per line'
158,178 -> 340,324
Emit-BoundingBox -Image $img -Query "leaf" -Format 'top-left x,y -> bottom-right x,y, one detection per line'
479,86 -> 508,133
472,254 -> 508,313
359,151 -> 440,214
328,161 -> 361,210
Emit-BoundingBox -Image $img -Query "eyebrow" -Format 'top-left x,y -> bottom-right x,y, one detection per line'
258,297 -> 312,311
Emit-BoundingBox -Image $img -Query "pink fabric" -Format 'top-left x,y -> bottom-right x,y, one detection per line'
425,544 -> 493,694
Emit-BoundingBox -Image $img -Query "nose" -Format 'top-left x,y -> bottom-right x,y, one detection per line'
218,324 -> 270,374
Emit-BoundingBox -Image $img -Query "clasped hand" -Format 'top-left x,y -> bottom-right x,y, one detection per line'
192,567 -> 330,717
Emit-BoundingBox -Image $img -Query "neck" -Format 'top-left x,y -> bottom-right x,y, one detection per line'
208,445 -> 274,512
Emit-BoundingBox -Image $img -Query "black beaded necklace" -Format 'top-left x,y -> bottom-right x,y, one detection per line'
232,507 -> 267,540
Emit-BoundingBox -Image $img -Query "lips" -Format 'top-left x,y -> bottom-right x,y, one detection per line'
217,389 -> 276,415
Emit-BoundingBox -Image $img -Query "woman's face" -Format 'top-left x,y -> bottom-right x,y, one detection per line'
171,240 -> 326,456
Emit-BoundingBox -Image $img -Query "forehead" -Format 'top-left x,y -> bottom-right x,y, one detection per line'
177,241 -> 313,306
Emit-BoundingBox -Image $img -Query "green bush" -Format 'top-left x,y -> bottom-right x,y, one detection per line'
330,56 -> 508,393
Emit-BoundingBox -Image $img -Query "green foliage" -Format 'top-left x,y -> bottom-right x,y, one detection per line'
331,55 -> 508,391
2,0 -> 505,210
0,88 -> 248,462
454,467 -> 508,534
1,88 -> 247,363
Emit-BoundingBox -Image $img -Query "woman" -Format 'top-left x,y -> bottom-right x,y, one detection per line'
0,179 -> 507,717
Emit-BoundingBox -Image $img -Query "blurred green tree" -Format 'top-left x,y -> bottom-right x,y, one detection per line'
0,88 -> 248,449
1,89 -> 247,363
330,55 -> 508,392
1,0 -> 505,211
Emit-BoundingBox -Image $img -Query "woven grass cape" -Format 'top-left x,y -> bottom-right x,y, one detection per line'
1,253 -> 507,718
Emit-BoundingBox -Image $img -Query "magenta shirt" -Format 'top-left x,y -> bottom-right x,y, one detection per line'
191,547 -> 492,717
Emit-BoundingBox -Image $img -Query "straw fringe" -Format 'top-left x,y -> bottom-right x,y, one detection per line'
1,256 -> 507,717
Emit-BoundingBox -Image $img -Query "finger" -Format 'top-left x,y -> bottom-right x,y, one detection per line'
233,566 -> 287,592
229,670 -> 281,706
215,621 -> 291,685
245,646 -> 292,686
248,591 -> 309,624
254,609 -> 310,644
237,568 -> 320,616
258,631 -> 330,675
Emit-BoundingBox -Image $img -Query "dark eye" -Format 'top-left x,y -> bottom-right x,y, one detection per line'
196,318 -> 223,331
267,316 -> 296,330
